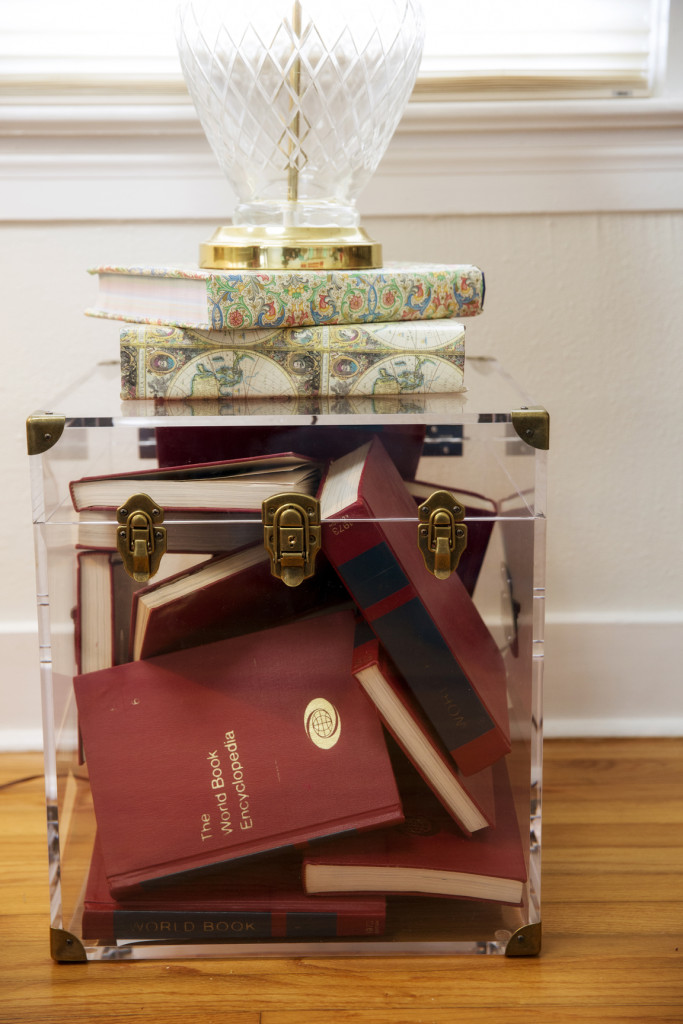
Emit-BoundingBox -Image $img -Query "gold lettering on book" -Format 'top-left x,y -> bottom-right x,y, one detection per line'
224,730 -> 253,830
203,920 -> 257,933
438,689 -> 466,729
203,732 -> 254,843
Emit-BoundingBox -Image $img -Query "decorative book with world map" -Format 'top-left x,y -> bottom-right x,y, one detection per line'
120,320 -> 466,400
86,262 -> 484,330
73,608 -> 403,896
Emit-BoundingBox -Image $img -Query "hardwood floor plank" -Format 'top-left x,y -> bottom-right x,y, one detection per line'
263,1012 -> 683,1024
1,741 -> 682,1024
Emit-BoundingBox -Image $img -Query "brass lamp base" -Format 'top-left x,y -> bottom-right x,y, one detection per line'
199,225 -> 382,271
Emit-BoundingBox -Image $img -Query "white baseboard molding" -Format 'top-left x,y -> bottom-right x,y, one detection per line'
0,728 -> 44,753
1,617 -> 681,751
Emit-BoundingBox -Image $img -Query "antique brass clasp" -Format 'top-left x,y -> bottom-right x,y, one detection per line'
262,492 -> 321,587
116,493 -> 167,583
417,489 -> 467,580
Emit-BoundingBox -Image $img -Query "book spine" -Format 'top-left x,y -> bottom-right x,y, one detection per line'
323,518 -> 508,775
205,266 -> 484,330
85,907 -> 385,942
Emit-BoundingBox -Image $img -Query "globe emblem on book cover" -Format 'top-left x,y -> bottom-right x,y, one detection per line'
304,698 -> 341,750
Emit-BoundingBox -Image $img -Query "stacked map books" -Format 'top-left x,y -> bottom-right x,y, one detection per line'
85,262 -> 484,400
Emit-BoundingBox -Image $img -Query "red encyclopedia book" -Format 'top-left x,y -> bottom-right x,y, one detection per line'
83,837 -> 386,942
318,438 -> 510,776
130,544 -> 349,660
303,752 -> 526,903
73,608 -> 403,896
352,624 -> 495,835
69,451 -> 321,513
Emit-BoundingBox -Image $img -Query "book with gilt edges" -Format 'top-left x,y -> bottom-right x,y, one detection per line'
74,608 -> 403,896
119,321 -> 466,400
82,837 -> 386,943
318,438 -> 510,777
86,262 -> 485,330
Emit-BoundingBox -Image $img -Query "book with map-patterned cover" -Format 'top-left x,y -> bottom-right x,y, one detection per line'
87,262 -> 484,330
119,321 -> 465,399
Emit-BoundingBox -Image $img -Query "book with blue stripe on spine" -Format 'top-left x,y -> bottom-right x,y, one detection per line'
318,438 -> 510,777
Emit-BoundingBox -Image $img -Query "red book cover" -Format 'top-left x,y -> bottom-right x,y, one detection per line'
303,752 -> 526,903
83,837 -> 385,942
69,451 -> 321,512
130,544 -> 349,660
154,424 -> 426,480
319,438 -> 510,776
73,608 -> 403,896
352,624 -> 495,835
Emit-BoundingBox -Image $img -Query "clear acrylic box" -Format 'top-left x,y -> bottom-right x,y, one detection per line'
27,356 -> 546,961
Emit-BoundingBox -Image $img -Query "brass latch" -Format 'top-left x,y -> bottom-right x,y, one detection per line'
417,489 -> 467,580
262,492 -> 321,588
116,493 -> 167,583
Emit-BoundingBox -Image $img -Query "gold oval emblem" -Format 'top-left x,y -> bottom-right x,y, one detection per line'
304,698 -> 341,750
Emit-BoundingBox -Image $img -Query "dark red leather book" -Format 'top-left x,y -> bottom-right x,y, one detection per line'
74,608 -> 403,897
318,438 -> 510,776
69,452 -> 321,512
154,424 -> 426,480
129,544 -> 349,660
352,625 -> 495,835
303,752 -> 526,903
82,837 -> 386,942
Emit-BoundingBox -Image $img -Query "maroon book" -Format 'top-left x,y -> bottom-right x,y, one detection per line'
74,608 -> 403,896
69,452 -> 321,513
83,837 -> 386,943
154,424 -> 426,480
352,626 -> 495,835
130,544 -> 349,660
318,438 -> 510,776
303,752 -> 526,903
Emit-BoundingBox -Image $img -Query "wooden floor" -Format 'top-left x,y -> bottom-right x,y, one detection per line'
1,738 -> 681,1024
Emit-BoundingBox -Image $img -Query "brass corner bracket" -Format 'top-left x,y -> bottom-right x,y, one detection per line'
505,922 -> 542,957
511,407 -> 550,451
50,927 -> 87,963
26,413 -> 66,456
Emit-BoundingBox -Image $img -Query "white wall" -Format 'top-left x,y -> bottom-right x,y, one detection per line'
3,6 -> 683,746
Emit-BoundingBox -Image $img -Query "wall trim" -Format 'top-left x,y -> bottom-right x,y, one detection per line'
2,98 -> 682,220
1,617 -> 680,751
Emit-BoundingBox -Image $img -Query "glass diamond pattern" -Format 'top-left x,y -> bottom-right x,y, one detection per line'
177,0 -> 424,228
